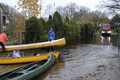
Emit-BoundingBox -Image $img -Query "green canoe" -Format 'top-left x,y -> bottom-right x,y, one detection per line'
0,55 -> 57,80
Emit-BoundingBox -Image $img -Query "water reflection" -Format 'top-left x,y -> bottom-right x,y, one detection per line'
101,36 -> 111,45
80,35 -> 120,47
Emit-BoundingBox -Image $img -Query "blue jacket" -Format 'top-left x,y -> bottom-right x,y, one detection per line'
48,28 -> 55,41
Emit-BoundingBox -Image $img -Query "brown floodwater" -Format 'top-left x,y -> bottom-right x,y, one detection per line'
0,34 -> 120,80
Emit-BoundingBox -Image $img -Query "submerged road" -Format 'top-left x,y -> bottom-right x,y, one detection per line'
37,35 -> 120,80
0,35 -> 120,80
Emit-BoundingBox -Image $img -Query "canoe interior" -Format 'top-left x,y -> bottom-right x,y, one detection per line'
0,59 -> 48,80
0,52 -> 59,64
0,55 -> 56,80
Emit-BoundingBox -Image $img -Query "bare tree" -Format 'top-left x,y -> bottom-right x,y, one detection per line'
77,6 -> 90,23
56,2 -> 79,20
56,6 -> 65,18
101,0 -> 120,13
55,2 -> 110,25
45,4 -> 54,16
89,10 -> 110,32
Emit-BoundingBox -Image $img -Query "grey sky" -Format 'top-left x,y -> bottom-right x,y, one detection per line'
0,0 -> 101,16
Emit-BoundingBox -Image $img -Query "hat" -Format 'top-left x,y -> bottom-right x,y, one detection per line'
50,28 -> 53,30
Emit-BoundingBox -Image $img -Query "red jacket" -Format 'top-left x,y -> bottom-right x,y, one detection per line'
0,33 -> 7,45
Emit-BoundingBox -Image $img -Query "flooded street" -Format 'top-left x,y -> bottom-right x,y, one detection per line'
37,34 -> 120,80
0,0 -> 119,80
0,34 -> 120,80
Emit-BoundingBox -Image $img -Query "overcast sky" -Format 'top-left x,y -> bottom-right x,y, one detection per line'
0,0 -> 101,16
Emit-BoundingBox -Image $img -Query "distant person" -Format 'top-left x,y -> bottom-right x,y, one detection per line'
0,32 -> 7,52
13,50 -> 21,58
48,28 -> 55,41
48,28 -> 55,52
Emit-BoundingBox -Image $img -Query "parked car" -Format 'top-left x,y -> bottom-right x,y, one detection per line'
101,24 -> 111,36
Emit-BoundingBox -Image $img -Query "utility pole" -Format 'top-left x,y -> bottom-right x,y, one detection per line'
0,7 -> 3,34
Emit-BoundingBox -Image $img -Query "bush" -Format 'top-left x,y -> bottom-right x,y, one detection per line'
62,21 -> 81,41
80,23 -> 94,37
40,18 -> 49,34
25,17 -> 45,43
53,11 -> 63,38
24,12 -> 94,44
113,27 -> 120,33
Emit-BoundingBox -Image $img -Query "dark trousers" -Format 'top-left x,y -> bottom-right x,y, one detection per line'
0,42 -> 5,52
47,47 -> 54,52
47,40 -> 54,52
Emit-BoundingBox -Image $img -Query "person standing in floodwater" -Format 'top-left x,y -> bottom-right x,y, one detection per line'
48,28 -> 55,41
48,28 -> 55,52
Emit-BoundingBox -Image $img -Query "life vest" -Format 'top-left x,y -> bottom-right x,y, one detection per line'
0,33 -> 7,45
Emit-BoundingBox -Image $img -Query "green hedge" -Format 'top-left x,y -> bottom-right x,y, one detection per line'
25,12 -> 95,44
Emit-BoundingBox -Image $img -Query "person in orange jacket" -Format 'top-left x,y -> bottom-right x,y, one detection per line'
0,32 -> 7,52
